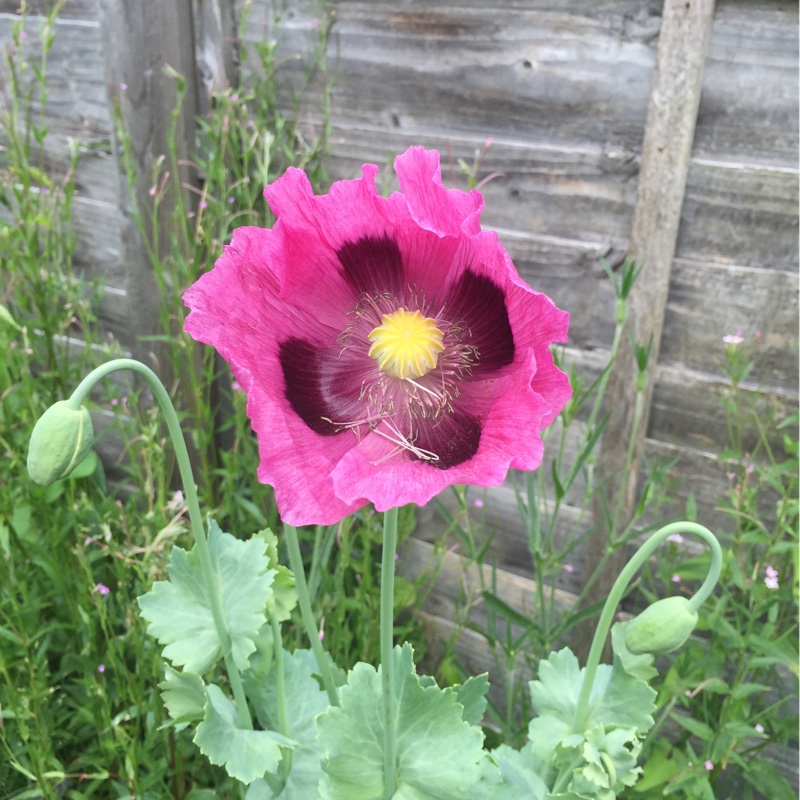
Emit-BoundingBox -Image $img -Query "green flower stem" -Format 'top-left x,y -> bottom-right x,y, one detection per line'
270,614 -> 292,782
571,521 -> 722,735
381,506 -> 399,800
68,358 -> 253,731
585,315 -> 625,436
610,385 -> 646,545
282,523 -> 339,707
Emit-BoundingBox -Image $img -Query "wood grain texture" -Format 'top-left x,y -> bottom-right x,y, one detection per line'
318,128 -> 798,273
258,0 -> 798,164
576,0 -> 717,660
99,0 -> 199,362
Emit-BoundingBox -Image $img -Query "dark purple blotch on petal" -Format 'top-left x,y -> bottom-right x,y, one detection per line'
279,338 -> 339,436
337,235 -> 404,296
447,270 -> 514,376
414,411 -> 482,469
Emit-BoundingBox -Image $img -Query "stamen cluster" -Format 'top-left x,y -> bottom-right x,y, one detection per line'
334,290 -> 477,460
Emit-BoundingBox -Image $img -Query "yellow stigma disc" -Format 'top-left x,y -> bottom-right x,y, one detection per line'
368,308 -> 445,380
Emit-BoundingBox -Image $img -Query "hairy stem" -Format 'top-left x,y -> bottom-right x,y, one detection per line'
381,506 -> 399,799
69,358 -> 253,729
571,521 -> 722,735
282,523 -> 340,707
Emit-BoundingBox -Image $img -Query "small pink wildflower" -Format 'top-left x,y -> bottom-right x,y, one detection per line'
98,663 -> 105,673
671,574 -> 681,583
166,490 -> 185,513
230,94 -> 239,102
199,200 -> 207,209
704,760 -> 714,771
755,723 -> 765,734
19,31 -> 28,40
473,498 -> 484,508
95,583 -> 110,596
667,533 -> 683,544
120,82 -> 128,90
563,563 -> 575,573
764,565 -> 779,590
723,332 -> 744,345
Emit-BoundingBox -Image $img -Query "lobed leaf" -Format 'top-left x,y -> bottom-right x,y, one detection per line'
194,684 -> 295,785
245,649 -> 330,799
138,519 -> 275,673
485,745 -> 548,800
316,644 -> 488,800
159,666 -> 207,729
257,528 -> 298,622
527,647 -> 656,798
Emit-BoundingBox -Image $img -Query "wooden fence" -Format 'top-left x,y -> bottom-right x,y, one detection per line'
2,0 -> 797,785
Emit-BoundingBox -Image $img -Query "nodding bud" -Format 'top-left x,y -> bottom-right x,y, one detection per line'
27,400 -> 95,486
624,595 -> 698,655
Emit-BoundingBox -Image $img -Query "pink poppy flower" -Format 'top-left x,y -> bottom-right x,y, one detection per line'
183,147 -> 571,525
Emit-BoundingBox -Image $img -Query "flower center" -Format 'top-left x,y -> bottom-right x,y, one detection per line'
367,307 -> 445,380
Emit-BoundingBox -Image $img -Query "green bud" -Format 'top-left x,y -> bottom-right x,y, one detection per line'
624,596 -> 698,655
27,400 -> 95,486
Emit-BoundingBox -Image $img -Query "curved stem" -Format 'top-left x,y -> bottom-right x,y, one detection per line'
571,521 -> 722,735
69,358 -> 253,730
282,523 -> 339,707
381,506 -> 399,800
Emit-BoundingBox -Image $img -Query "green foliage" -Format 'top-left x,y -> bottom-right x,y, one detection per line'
139,520 -> 275,673
246,649 -> 330,799
298,505 -> 424,670
0,4 -> 339,799
429,256 -> 678,745
630,335 -> 798,799
316,644 -> 489,800
194,685 -> 294,785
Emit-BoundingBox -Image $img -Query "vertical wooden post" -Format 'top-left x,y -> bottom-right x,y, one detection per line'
193,0 -> 240,116
574,0 -> 716,662
99,0 -> 200,371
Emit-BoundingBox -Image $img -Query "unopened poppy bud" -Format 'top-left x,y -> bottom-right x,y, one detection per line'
27,400 -> 95,485
625,595 -> 698,655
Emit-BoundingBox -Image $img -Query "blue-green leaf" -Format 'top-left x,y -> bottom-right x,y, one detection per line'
552,724 -> 642,799
453,673 -> 490,726
486,745 -> 548,800
246,649 -> 330,799
316,644 -> 487,799
159,667 -> 207,729
194,684 -> 295,785
610,623 -> 658,682
257,529 -> 297,623
138,519 -> 274,674
526,647 -> 656,797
